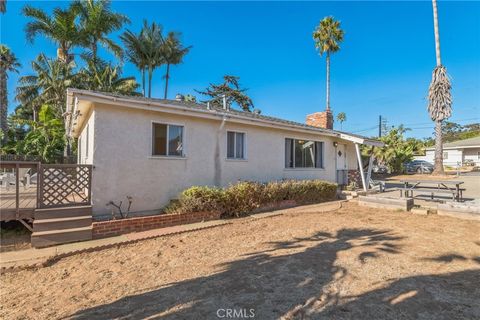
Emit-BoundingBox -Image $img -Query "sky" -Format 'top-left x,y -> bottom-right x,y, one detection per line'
1,0 -> 479,139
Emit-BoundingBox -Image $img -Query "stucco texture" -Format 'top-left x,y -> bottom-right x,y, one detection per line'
81,103 -> 358,216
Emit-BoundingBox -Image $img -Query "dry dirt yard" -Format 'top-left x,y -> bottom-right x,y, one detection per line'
1,201 -> 479,320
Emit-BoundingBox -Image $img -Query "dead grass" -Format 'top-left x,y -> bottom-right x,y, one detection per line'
1,202 -> 479,319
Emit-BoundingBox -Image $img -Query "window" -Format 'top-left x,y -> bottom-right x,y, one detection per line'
152,123 -> 184,156
443,152 -> 448,159
227,131 -> 245,159
285,138 -> 324,168
477,151 -> 480,160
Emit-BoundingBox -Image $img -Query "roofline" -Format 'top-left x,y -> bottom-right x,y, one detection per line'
66,88 -> 384,147
425,145 -> 480,151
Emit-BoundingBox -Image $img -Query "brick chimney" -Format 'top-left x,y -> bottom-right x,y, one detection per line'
306,110 -> 334,130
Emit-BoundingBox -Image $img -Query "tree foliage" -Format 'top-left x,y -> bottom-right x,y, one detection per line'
196,75 -> 254,112
0,45 -> 20,139
370,126 -> 415,173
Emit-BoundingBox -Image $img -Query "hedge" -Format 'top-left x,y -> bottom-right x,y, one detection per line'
166,180 -> 338,218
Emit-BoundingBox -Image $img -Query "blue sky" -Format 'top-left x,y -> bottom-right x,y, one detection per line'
1,1 -> 479,138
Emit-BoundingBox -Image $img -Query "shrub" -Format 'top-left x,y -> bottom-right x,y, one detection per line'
167,180 -> 337,218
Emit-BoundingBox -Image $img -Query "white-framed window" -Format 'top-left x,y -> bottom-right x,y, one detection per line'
443,152 -> 448,159
152,123 -> 184,157
227,131 -> 246,159
285,138 -> 324,169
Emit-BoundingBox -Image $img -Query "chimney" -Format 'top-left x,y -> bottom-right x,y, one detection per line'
306,110 -> 334,130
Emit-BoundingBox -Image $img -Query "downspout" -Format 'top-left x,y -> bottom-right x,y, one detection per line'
214,116 -> 227,186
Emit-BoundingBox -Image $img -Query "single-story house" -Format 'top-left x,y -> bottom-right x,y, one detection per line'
415,136 -> 480,167
65,89 -> 383,217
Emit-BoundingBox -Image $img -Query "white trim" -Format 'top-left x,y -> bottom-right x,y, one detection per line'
150,120 -> 186,158
355,143 -> 367,192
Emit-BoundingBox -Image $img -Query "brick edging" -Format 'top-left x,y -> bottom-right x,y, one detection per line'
92,211 -> 221,239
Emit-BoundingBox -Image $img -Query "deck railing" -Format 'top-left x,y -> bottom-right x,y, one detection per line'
38,164 -> 92,209
0,161 -> 93,220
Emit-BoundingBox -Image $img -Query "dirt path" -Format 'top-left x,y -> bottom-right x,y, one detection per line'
1,202 -> 479,319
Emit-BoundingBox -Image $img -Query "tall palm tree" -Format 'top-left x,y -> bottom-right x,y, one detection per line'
23,4 -> 83,62
80,59 -> 139,95
161,31 -> 191,99
120,29 -> 148,96
313,16 -> 344,112
428,0 -> 452,175
122,20 -> 164,98
0,45 -> 20,140
336,112 -> 346,130
16,54 -> 77,119
74,0 -> 129,61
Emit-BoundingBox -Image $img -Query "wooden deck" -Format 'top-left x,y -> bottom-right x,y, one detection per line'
0,185 -> 37,221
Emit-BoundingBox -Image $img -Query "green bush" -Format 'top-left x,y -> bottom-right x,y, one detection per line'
167,180 -> 337,218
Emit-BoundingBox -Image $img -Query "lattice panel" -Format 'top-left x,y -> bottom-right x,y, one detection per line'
39,165 -> 92,208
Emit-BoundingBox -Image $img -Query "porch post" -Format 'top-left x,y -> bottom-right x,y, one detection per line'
354,143 -> 367,191
366,150 -> 374,189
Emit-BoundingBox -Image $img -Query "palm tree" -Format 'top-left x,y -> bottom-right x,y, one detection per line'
313,16 -> 344,111
336,112 -> 346,130
122,21 -> 164,98
74,0 -> 129,61
16,54 -> 77,119
161,31 -> 191,99
0,45 -> 21,141
120,29 -> 148,96
80,59 -> 139,95
428,0 -> 452,175
23,4 -> 83,62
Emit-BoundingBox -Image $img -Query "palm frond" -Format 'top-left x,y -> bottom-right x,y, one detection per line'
428,65 -> 452,121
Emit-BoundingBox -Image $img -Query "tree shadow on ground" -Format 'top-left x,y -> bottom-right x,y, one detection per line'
69,228 -> 403,319
313,269 -> 480,320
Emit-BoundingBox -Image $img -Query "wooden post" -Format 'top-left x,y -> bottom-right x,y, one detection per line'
355,143 -> 367,192
366,150 -> 375,189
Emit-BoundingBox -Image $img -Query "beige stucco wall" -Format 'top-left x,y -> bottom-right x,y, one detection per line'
85,103 -> 359,216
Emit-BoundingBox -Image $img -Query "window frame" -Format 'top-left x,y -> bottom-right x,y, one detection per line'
150,121 -> 186,158
226,130 -> 247,160
284,137 -> 325,169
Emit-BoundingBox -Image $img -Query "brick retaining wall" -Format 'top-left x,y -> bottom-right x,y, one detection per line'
92,211 -> 221,239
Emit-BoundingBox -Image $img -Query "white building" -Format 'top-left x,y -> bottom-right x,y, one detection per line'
415,136 -> 480,167
66,89 -> 382,217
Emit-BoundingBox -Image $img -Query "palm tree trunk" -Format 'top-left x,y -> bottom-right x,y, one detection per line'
148,65 -> 153,98
431,0 -> 444,175
433,119 -> 444,175
326,52 -> 330,111
0,69 -> 8,143
432,0 -> 442,66
164,63 -> 170,99
92,42 -> 97,61
141,67 -> 146,97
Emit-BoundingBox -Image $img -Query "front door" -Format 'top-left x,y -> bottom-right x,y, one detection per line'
336,144 -> 347,185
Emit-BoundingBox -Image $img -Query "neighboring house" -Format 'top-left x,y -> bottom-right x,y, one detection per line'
66,89 -> 382,217
415,136 -> 480,167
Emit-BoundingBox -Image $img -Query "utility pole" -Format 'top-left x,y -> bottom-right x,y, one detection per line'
378,115 -> 388,138
378,115 -> 382,137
